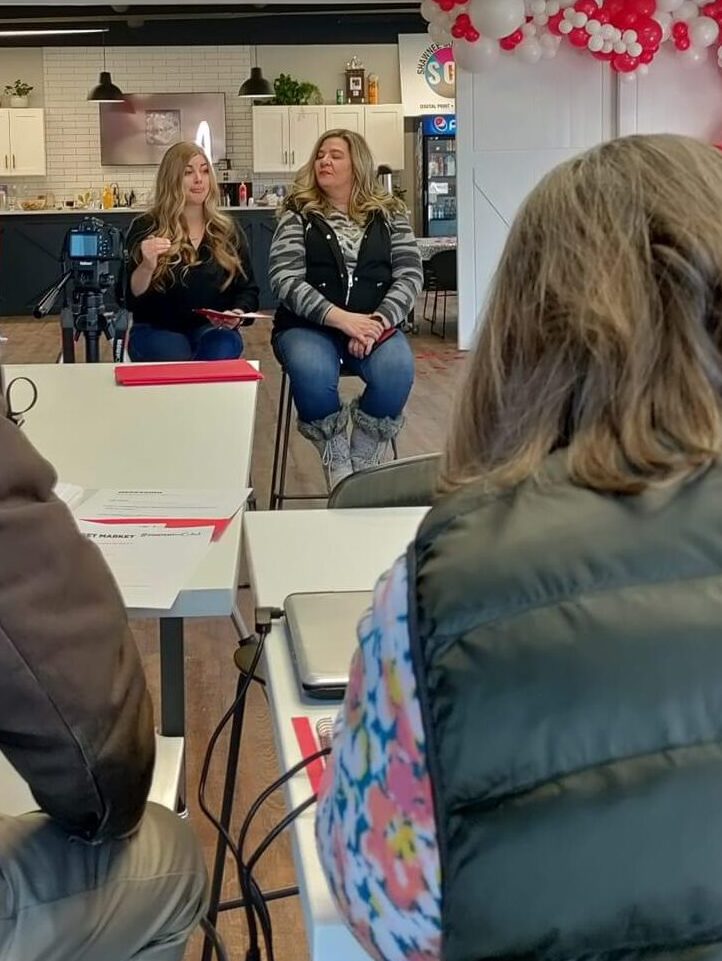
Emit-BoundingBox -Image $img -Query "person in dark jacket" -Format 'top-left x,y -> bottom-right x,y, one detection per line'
126,141 -> 259,362
316,133 -> 722,961
268,129 -> 422,488
0,388 -> 207,961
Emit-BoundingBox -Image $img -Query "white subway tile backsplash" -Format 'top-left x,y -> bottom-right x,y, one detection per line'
12,44 -> 254,200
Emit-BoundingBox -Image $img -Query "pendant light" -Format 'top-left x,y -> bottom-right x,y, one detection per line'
238,47 -> 274,100
88,30 -> 125,102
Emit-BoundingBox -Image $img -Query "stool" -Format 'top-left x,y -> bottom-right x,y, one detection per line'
269,366 -> 398,510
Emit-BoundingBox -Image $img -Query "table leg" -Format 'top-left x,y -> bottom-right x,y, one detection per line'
159,617 -> 185,737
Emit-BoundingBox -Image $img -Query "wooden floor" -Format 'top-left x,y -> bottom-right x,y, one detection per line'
1,303 -> 463,961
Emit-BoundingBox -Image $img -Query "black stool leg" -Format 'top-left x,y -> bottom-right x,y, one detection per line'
276,381 -> 294,510
201,672 -> 248,961
269,370 -> 289,510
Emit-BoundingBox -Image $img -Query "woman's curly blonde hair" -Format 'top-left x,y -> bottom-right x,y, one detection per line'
283,128 -> 406,225
132,141 -> 244,290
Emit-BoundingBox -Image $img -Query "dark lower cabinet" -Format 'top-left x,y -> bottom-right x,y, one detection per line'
0,209 -> 278,317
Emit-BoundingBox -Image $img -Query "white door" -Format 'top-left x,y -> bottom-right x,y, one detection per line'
324,105 -> 364,135
7,109 -> 45,176
363,105 -> 404,171
0,111 -> 10,178
456,57 -> 615,349
252,106 -> 289,174
288,106 -> 326,173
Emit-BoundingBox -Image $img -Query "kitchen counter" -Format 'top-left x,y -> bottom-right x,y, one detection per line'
0,207 -> 279,316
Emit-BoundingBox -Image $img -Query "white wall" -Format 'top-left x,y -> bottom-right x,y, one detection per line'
457,48 -> 722,350
0,48 -> 45,107
257,44 -> 400,104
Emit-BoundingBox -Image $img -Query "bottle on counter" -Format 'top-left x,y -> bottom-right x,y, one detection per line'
238,182 -> 247,207
102,184 -> 114,210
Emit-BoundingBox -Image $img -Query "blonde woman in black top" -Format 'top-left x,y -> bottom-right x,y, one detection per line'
126,142 -> 259,361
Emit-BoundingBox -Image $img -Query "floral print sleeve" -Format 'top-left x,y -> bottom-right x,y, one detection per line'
315,556 -> 442,961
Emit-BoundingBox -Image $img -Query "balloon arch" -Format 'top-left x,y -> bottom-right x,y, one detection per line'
421,0 -> 722,77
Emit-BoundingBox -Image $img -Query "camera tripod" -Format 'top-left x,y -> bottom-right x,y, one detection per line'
34,271 -> 129,364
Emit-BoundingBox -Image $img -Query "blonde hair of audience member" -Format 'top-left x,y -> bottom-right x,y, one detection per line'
443,133 -> 722,497
137,141 -> 243,291
285,128 -> 406,225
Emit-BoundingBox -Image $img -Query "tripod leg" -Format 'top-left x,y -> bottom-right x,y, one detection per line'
60,306 -> 75,364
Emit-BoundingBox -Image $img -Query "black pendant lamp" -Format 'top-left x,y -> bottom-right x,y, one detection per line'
238,49 -> 274,99
88,31 -> 125,102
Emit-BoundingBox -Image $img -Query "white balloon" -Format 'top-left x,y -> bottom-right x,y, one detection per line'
517,37 -> 543,61
429,21 -> 452,42
559,19 -> 573,33
572,11 -> 588,26
467,0 -> 525,38
620,71 -> 638,83
681,44 -> 708,65
613,39 -> 627,52
559,0 -> 576,6
638,64 -> 649,76
675,1 -> 701,21
688,15 -> 719,46
628,41 -> 643,56
546,0 -> 560,12
654,12 -> 673,41
587,18 -> 602,34
534,12 -> 550,24
530,0 -> 546,12
540,32 -> 561,57
453,35 -> 500,71
655,0 -> 684,10
588,34 -> 605,51
420,0 -> 437,22
522,20 -> 537,35
622,29 -> 638,43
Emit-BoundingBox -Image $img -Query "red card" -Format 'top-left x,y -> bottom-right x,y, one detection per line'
115,359 -> 263,386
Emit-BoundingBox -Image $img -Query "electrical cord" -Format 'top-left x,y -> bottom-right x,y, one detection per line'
237,749 -> 330,961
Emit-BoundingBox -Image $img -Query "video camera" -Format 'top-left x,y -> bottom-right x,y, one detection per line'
34,216 -> 129,364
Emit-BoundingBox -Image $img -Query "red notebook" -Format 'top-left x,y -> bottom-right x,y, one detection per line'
115,359 -> 263,387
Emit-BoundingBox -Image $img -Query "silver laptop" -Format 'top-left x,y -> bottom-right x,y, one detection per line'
284,590 -> 373,699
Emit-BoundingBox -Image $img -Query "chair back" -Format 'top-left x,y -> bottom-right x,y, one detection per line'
428,249 -> 457,292
328,452 -> 442,509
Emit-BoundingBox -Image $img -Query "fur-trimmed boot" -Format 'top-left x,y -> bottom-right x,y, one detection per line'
350,398 -> 404,473
297,405 -> 353,491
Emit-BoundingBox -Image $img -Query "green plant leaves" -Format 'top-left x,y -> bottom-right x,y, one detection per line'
272,73 -> 322,106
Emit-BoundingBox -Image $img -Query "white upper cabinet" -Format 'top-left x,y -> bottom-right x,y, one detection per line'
252,104 -> 405,173
0,109 -> 46,177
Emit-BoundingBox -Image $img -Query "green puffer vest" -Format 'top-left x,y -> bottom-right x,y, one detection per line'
407,451 -> 722,961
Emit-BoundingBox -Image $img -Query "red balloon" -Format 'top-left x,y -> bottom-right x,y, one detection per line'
574,0 -> 599,15
438,0 -> 455,11
618,10 -> 639,28
451,20 -> 466,36
603,0 -> 625,16
631,0 -> 655,15
612,51 -> 639,71
465,25 -> 480,40
593,48 -> 614,59
547,10 -> 564,34
636,16 -> 663,49
500,28 -> 523,49
639,48 -> 655,63
675,35 -> 691,49
671,20 -> 689,40
569,26 -> 590,46
455,12 -> 470,26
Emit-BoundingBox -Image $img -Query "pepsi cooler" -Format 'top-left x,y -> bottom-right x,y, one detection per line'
419,114 -> 456,238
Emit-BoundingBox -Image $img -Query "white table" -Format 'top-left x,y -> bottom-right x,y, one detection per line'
5,362 -> 258,739
243,507 -> 429,961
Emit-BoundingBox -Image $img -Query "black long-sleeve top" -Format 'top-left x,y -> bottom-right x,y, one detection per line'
125,214 -> 259,333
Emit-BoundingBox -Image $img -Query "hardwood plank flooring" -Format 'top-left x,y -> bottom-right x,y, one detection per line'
0,302 -> 464,961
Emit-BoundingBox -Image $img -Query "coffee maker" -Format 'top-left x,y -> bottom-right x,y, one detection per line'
377,164 -> 393,195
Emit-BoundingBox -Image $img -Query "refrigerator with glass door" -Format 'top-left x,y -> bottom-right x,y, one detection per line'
421,114 -> 456,238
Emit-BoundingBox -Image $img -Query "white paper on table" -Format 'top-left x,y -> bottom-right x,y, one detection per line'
76,488 -> 251,524
78,521 -> 213,609
54,482 -> 86,511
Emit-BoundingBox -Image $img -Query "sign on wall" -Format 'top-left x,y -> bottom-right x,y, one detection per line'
398,34 -> 455,117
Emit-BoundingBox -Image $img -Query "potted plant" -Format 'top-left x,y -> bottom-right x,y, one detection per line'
4,80 -> 33,108
272,73 -> 323,106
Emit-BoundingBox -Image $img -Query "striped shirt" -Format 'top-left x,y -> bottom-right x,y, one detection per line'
268,207 -> 423,328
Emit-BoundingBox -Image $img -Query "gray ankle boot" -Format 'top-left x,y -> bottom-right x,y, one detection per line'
350,399 -> 404,473
297,405 -> 353,491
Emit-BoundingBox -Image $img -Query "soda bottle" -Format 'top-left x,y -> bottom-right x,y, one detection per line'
238,182 -> 247,207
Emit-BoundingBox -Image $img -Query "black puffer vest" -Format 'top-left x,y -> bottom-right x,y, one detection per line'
408,452 -> 722,961
274,210 -> 392,332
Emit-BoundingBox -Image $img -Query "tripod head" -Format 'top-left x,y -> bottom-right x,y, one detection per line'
33,217 -> 129,363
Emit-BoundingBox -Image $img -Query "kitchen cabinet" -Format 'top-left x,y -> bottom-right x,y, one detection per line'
0,109 -> 46,176
252,104 -> 405,172
252,105 -> 325,174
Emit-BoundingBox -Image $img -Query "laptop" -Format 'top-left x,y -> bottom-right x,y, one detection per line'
284,590 -> 374,699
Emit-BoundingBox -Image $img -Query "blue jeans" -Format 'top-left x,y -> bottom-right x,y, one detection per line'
128,323 -> 243,362
273,325 -> 415,424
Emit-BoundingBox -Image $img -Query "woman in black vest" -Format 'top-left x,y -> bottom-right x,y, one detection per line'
268,129 -> 422,488
316,134 -> 722,961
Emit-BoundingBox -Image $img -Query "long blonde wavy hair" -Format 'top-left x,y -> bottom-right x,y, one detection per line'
134,141 -> 243,290
443,133 -> 722,497
284,128 -> 406,224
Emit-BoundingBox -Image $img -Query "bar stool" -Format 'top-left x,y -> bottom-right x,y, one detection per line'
269,366 -> 398,510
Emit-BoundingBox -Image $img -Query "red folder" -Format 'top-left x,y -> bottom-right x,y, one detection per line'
115,359 -> 263,387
